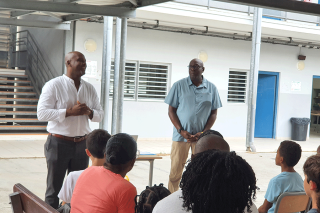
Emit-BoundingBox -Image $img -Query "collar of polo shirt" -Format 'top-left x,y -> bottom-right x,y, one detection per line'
187,76 -> 207,88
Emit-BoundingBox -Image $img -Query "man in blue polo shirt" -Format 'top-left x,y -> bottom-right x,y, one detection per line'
165,58 -> 222,193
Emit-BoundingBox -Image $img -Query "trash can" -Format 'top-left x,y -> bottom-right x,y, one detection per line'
290,118 -> 310,141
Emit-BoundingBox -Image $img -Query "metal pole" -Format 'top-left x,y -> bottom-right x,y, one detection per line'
117,18 -> 127,133
100,16 -> 113,131
246,7 -> 262,152
111,17 -> 121,135
149,160 -> 154,187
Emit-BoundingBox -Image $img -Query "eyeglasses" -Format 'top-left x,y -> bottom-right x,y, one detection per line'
188,65 -> 202,70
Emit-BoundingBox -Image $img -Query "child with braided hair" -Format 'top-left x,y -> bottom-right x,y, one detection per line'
136,184 -> 171,213
258,140 -> 304,213
180,150 -> 257,213
153,131 -> 258,213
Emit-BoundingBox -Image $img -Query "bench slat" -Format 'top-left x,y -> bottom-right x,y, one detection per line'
12,183 -> 59,213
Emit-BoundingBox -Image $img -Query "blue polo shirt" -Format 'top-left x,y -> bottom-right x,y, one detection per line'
165,76 -> 222,142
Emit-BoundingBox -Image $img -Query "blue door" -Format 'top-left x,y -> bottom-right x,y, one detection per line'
254,72 -> 278,138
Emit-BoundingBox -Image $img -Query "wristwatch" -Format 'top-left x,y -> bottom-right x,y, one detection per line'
177,128 -> 184,134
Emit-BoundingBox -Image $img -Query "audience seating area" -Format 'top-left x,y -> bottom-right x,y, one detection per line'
274,192 -> 311,213
10,183 -> 59,213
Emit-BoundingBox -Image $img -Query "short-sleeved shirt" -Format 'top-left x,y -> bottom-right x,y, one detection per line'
165,76 -> 222,142
307,209 -> 318,213
58,170 -> 84,203
70,166 -> 137,213
265,172 -> 304,213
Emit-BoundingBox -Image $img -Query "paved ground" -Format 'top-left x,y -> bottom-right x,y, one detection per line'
0,134 -> 319,213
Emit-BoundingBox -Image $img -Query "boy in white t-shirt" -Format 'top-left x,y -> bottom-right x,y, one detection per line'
58,129 -> 111,205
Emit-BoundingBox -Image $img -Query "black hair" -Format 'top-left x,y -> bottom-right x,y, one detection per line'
105,133 -> 137,165
135,184 -> 171,213
304,155 -> 320,213
278,140 -> 302,167
86,129 -> 111,159
180,150 -> 256,213
198,129 -> 223,140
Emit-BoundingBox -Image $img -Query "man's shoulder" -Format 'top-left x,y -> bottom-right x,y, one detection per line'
81,78 -> 94,87
203,77 -> 217,89
81,79 -> 96,91
49,76 -> 64,83
45,76 -> 64,87
171,77 -> 189,88
174,77 -> 189,84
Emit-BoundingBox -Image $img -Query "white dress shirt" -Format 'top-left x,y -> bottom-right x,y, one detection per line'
37,75 -> 104,137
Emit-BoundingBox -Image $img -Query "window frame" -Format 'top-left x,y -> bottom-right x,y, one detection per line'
227,69 -> 249,105
109,60 -> 171,102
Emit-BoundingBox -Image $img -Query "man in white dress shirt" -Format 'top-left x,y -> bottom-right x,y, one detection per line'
37,51 -> 104,208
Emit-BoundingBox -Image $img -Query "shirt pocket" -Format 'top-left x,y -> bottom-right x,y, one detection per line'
201,93 -> 213,108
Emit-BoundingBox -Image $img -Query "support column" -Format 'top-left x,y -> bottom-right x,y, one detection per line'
100,16 -> 113,131
117,18 -> 127,133
111,17 -> 122,135
63,21 -> 75,74
246,7 -> 262,152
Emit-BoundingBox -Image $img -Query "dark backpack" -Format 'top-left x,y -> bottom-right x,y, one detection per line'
57,203 -> 71,213
135,183 -> 171,213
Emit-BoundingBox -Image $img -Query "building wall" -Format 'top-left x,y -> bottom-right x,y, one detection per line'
75,21 -> 320,139
19,15 -> 65,76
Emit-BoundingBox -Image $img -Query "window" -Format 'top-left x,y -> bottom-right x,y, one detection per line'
109,61 -> 170,101
227,70 -> 248,103
110,61 -> 137,99
137,63 -> 169,100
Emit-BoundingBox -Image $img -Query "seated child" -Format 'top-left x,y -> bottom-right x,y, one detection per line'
178,149 -> 257,213
71,133 -> 137,213
303,154 -> 320,213
58,129 -> 111,205
258,140 -> 304,213
136,183 -> 171,213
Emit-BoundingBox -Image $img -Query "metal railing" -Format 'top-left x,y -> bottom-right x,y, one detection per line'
9,30 -> 58,96
174,0 -> 320,25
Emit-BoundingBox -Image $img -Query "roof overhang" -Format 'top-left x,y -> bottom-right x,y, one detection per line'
216,0 -> 320,17
0,0 -> 172,30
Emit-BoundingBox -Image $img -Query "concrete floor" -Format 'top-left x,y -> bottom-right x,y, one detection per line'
0,134 -> 319,213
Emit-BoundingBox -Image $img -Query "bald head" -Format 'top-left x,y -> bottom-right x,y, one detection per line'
189,58 -> 204,66
194,134 -> 230,155
65,51 -> 87,80
65,51 -> 84,67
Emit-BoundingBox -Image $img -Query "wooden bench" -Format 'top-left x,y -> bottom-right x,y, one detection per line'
9,183 -> 59,213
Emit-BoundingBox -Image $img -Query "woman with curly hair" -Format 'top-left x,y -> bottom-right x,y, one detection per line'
180,150 -> 257,213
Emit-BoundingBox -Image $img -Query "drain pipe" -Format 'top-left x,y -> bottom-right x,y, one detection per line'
100,16 -> 113,131
246,7 -> 262,152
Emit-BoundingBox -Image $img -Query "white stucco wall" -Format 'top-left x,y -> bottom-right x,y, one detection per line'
74,21 -> 320,139
19,15 -> 65,76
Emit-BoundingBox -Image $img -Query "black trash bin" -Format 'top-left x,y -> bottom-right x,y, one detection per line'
290,118 -> 310,141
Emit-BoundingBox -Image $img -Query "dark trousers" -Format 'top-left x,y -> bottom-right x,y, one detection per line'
44,134 -> 89,209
